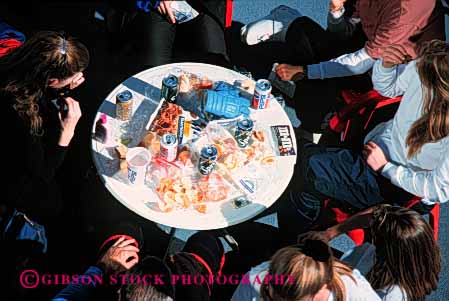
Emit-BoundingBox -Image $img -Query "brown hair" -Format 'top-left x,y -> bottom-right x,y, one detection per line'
368,205 -> 441,301
406,40 -> 449,158
0,31 -> 89,135
260,239 -> 354,301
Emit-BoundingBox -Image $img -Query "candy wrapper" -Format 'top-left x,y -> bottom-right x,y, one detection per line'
270,125 -> 296,156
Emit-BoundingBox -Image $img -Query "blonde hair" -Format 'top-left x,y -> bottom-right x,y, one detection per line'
261,240 -> 354,301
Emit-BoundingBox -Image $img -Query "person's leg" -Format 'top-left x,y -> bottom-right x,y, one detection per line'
129,11 -> 176,67
288,144 -> 384,229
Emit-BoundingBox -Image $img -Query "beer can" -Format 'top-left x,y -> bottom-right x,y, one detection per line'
116,90 -> 133,121
160,133 -> 178,162
252,79 -> 272,110
235,118 -> 254,148
161,74 -> 179,103
198,145 -> 218,175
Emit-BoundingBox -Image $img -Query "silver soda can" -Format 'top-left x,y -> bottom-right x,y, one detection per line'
161,74 -> 179,103
252,79 -> 272,109
160,133 -> 178,162
116,90 -> 133,121
235,118 -> 254,148
198,145 -> 218,175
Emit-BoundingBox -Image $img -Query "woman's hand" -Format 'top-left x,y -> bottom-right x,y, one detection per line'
58,97 -> 82,147
157,0 -> 176,24
98,237 -> 140,275
275,64 -> 304,81
330,0 -> 346,12
381,45 -> 412,68
363,141 -> 388,172
68,72 -> 85,90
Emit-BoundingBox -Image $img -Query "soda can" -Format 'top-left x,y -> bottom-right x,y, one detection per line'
252,79 -> 272,110
198,145 -> 218,175
235,118 -> 254,148
116,90 -> 133,121
160,133 -> 178,162
161,74 -> 179,103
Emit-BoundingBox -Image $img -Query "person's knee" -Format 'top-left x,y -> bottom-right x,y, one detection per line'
285,16 -> 320,43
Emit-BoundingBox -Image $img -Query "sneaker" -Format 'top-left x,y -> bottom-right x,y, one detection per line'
240,5 -> 302,45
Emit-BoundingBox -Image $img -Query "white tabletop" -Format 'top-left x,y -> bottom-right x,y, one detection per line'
91,63 -> 297,230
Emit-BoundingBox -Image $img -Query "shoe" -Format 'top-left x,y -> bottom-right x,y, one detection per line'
240,5 -> 302,45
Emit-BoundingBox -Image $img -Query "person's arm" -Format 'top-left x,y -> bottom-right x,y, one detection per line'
372,58 -> 415,99
52,237 -> 139,301
327,6 -> 361,39
52,266 -> 103,301
297,206 -> 377,243
381,152 -> 449,204
363,0 -> 436,59
307,47 -> 375,79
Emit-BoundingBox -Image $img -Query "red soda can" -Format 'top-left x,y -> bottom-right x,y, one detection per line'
252,79 -> 272,109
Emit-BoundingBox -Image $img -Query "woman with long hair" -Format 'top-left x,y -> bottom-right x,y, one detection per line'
285,40 -> 449,232
0,31 -> 89,222
302,204 -> 441,301
232,239 -> 380,301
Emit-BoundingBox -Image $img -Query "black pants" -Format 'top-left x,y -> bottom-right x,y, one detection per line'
284,17 -> 372,132
130,8 -> 228,67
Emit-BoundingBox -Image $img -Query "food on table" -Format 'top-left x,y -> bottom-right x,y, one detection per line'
119,160 -> 128,172
253,130 -> 265,142
140,132 -> 161,154
194,204 -> 207,214
261,156 -> 275,165
177,149 -> 192,165
149,102 -> 183,136
198,173 -> 228,202
155,173 -> 229,213
115,144 -> 128,159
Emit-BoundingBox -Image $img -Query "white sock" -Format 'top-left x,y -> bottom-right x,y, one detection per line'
241,5 -> 302,46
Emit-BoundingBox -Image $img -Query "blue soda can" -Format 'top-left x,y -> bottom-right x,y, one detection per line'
198,145 -> 218,175
161,74 -> 179,103
252,79 -> 272,110
235,118 -> 254,148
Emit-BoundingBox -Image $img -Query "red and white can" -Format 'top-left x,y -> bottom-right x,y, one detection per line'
160,133 -> 178,162
252,79 -> 272,109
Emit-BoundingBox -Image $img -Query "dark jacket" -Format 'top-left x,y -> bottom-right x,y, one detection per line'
1,90 -> 67,223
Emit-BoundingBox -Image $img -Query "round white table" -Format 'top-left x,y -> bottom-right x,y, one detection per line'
91,63 -> 297,230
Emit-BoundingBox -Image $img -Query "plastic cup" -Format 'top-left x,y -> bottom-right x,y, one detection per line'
126,147 -> 152,186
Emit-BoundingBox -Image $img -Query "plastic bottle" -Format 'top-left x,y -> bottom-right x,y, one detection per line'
95,114 -> 110,145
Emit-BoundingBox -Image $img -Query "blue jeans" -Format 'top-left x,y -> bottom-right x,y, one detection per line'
289,144 -> 414,228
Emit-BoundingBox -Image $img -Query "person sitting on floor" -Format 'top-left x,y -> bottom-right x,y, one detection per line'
239,0 -> 445,132
106,0 -> 230,68
286,39 -> 449,231
0,31 -> 89,224
232,239 -> 380,301
53,230 -> 225,301
300,204 -> 441,301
